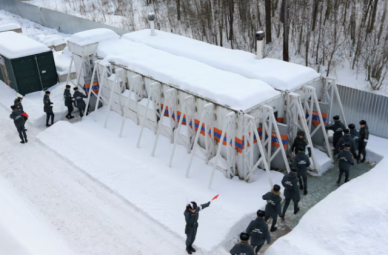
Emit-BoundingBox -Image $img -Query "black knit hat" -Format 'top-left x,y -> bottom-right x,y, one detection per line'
333,115 -> 340,120
343,129 -> 350,134
298,146 -> 304,152
45,91 -> 51,95
344,142 -> 351,148
257,210 -> 265,217
10,105 -> 16,110
298,131 -> 305,136
348,124 -> 355,129
360,120 -> 367,125
66,85 -> 71,88
291,168 -> 297,173
273,184 -> 281,192
74,87 -> 78,90
240,232 -> 250,241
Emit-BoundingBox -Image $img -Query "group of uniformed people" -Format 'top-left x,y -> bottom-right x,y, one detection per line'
64,85 -> 88,120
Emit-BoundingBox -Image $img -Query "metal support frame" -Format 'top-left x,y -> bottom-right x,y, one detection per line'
243,114 -> 273,188
261,105 -> 291,173
119,74 -> 143,137
322,77 -> 347,126
85,61 -> 110,121
169,95 -> 195,167
104,68 -> 125,128
186,103 -> 214,177
65,54 -> 92,91
287,92 -> 321,172
304,86 -> 334,161
137,82 -> 161,148
209,111 -> 236,189
151,88 -> 177,156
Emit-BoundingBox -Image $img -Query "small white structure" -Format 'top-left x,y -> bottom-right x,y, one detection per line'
0,23 -> 22,33
33,34 -> 67,51
66,29 -> 295,188
123,30 -> 349,171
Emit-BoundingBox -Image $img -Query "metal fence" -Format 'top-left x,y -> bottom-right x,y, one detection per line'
0,0 -> 129,35
333,84 -> 388,139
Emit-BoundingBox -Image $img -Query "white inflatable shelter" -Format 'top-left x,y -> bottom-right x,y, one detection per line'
66,29 -> 296,188
123,29 -> 349,171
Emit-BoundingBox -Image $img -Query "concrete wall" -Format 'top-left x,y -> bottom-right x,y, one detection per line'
1,0 -> 129,35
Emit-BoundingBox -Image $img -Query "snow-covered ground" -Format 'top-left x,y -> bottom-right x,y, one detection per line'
0,176 -> 75,255
36,107 -> 284,254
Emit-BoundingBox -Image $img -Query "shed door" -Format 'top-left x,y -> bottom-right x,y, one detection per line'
12,56 -> 42,95
35,52 -> 58,90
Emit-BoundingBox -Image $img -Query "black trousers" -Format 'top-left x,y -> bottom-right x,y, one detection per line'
333,133 -> 342,148
298,174 -> 308,191
338,169 -> 349,183
185,223 -> 198,247
46,111 -> 55,125
265,213 -> 278,230
358,142 -> 367,160
66,105 -> 73,117
282,196 -> 299,217
254,244 -> 264,253
77,105 -> 86,117
16,125 -> 27,141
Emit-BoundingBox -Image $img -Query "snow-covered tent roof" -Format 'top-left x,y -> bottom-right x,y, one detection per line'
0,23 -> 21,32
0,32 -> 50,59
68,28 -> 120,46
123,30 -> 321,91
96,38 -> 280,111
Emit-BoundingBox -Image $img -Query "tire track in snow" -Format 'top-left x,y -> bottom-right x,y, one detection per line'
0,107 -> 185,255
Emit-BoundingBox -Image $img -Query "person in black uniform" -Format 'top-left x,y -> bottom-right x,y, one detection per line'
337,142 -> 354,184
334,129 -> 358,158
291,131 -> 311,157
10,105 -> 27,143
184,201 -> 211,254
325,115 -> 346,148
14,97 -> 27,131
348,124 -> 360,151
246,210 -> 271,253
43,91 -> 54,127
230,233 -> 255,255
262,184 -> 282,232
280,168 -> 300,220
358,120 -> 369,163
293,146 -> 311,195
73,87 -> 88,118
64,85 -> 74,119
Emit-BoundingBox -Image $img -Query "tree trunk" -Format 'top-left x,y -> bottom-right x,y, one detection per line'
283,0 -> 289,61
312,0 -> 319,31
265,0 -> 272,44
176,0 -> 181,21
228,0 -> 234,48
367,0 -> 379,33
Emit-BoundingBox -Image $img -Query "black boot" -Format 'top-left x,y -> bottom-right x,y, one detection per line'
46,124 -> 51,127
20,140 -> 25,144
190,246 -> 196,252
304,190 -> 308,195
270,227 -> 278,232
280,215 -> 285,221
186,247 -> 192,254
299,185 -> 304,190
361,158 -> 366,163
294,207 -> 300,215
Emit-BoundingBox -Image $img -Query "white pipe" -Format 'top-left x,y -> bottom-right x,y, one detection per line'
84,60 -> 96,120
137,84 -> 155,148
119,77 -> 134,137
150,21 -> 156,36
256,40 -> 263,59
104,77 -> 115,128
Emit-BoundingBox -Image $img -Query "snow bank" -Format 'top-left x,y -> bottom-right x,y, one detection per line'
0,23 -> 21,32
68,28 -> 119,46
0,32 -> 50,59
123,30 -> 321,91
33,34 -> 66,47
309,148 -> 333,175
0,176 -> 75,255
97,38 -> 280,110
0,81 -> 68,127
265,134 -> 388,255
54,48 -> 75,76
37,108 -> 284,253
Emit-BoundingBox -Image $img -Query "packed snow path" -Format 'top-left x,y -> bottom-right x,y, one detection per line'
0,106 -> 186,255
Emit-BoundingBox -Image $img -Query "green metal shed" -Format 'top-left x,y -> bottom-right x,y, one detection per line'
0,31 -> 58,95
